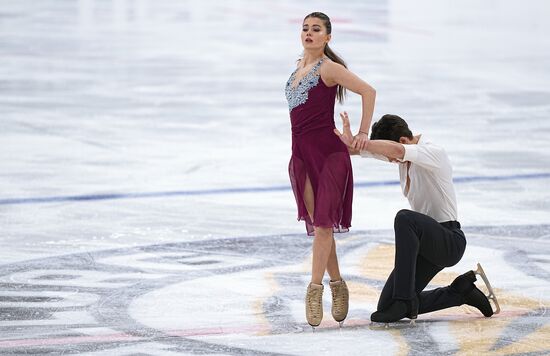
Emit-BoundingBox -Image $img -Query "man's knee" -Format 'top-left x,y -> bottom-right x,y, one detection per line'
394,209 -> 419,245
394,209 -> 414,228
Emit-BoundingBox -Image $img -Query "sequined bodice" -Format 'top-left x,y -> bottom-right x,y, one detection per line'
285,58 -> 337,137
285,59 -> 323,112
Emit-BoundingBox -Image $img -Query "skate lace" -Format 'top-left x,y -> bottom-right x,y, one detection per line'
332,285 -> 345,312
307,288 -> 322,316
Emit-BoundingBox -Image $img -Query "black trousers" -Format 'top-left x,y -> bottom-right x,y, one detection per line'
377,209 -> 467,315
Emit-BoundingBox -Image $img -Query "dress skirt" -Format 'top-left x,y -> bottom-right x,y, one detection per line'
289,126 -> 353,236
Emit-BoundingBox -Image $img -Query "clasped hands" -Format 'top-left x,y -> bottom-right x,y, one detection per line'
333,111 -> 369,151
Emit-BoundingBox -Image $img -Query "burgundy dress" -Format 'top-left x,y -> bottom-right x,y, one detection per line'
285,58 -> 353,236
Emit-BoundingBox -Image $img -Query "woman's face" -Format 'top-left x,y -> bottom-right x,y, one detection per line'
301,17 -> 331,50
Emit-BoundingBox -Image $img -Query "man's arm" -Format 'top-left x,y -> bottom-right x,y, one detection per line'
364,140 -> 405,161
334,112 -> 405,160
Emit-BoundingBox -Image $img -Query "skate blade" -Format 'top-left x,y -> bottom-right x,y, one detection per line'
474,262 -> 501,314
369,322 -> 390,329
369,321 -> 415,329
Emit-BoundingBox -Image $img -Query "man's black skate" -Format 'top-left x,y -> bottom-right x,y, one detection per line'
465,285 -> 494,317
451,264 -> 500,317
370,296 -> 418,324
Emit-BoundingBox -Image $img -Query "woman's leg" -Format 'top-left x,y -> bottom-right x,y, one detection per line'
303,174 -> 315,222
311,227 -> 333,284
326,238 -> 342,281
303,174 -> 349,325
303,175 -> 340,284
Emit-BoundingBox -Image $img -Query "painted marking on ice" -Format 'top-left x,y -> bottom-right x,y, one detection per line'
1,172 -> 550,206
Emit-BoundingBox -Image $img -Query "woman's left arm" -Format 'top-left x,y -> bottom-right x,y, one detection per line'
322,61 -> 376,151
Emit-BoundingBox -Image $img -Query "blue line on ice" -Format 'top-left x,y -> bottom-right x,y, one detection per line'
2,172 -> 550,206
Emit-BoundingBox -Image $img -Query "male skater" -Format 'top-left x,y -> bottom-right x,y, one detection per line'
334,112 -> 500,323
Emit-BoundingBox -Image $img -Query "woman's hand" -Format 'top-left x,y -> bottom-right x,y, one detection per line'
334,112 -> 354,147
352,132 -> 369,151
335,111 -> 369,154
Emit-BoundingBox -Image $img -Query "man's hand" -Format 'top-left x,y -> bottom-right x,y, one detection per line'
333,111 -> 355,147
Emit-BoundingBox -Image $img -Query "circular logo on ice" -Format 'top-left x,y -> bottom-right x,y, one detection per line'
0,234 -> 314,354
0,226 -> 548,355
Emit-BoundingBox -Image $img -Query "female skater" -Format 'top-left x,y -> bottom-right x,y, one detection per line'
285,12 -> 376,328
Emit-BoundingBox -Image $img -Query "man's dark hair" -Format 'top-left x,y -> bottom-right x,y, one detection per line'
370,114 -> 413,142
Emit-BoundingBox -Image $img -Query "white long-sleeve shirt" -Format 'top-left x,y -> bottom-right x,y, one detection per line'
361,136 -> 458,222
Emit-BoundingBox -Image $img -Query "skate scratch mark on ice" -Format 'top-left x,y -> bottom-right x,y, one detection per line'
0,333 -> 141,348
1,172 -> 550,205
166,325 -> 271,337
0,326 -> 272,349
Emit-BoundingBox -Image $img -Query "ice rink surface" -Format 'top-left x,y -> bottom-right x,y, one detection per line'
1,0 -> 550,354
